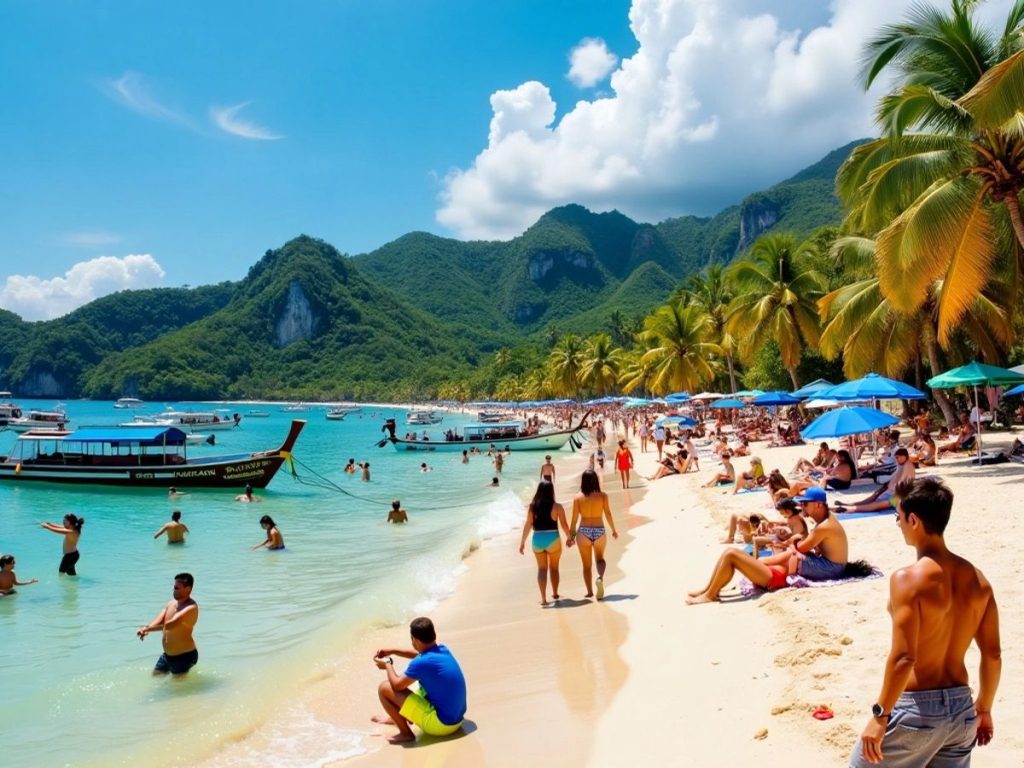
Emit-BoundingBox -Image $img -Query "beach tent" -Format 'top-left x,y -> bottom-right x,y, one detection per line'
801,406 -> 900,440
818,373 -> 926,401
790,379 -> 835,400
927,361 -> 1024,462
752,391 -> 801,407
710,398 -> 745,409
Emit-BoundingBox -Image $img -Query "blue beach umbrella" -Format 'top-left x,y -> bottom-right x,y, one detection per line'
656,415 -> 698,428
733,389 -> 765,398
819,372 -> 926,401
752,391 -> 801,407
710,398 -> 746,409
801,406 -> 900,440
664,392 -> 691,403
1006,383 -> 1024,397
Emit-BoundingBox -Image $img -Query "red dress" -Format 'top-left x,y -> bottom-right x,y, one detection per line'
615,448 -> 633,470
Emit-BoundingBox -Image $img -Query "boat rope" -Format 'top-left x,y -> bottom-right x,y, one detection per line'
286,456 -> 489,511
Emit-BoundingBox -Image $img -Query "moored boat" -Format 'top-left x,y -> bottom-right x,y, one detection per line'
281,403 -> 310,412
380,414 -> 590,453
0,420 -> 305,488
325,409 -> 348,421
8,409 -> 70,433
247,409 -> 271,417
155,409 -> 241,431
0,393 -> 23,427
477,410 -> 508,423
406,409 -> 443,426
114,397 -> 145,409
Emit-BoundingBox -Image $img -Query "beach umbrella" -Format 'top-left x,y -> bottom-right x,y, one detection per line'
656,415 -> 697,428
1006,383 -> 1024,397
818,372 -> 926,401
664,392 -> 691,403
710,398 -> 745,409
752,391 -> 801,407
790,378 -> 835,399
802,398 -> 858,409
800,406 -> 900,440
733,389 -> 765,398
927,361 -> 1024,461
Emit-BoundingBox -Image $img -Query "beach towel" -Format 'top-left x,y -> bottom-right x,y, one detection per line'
739,567 -> 884,597
833,510 -> 893,520
744,544 -> 774,557
734,486 -> 767,494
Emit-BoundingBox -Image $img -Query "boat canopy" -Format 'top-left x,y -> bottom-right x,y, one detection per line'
465,421 -> 523,430
54,426 -> 189,447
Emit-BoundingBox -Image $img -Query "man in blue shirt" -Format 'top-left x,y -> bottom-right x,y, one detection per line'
373,617 -> 467,743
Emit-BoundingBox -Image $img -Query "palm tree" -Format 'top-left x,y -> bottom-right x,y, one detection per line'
547,334 -> 585,398
579,333 -> 625,396
638,303 -> 721,395
725,233 -> 826,389
838,0 -> 1024,343
678,263 -> 739,392
618,348 -> 656,396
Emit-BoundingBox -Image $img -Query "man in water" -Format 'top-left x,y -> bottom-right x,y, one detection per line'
852,477 -> 1000,766
539,455 -> 556,485
372,617 -> 467,744
234,484 -> 262,502
388,500 -> 409,524
168,486 -> 186,500
487,477 -> 500,488
153,510 -> 189,544
344,458 -> 357,474
137,572 -> 199,676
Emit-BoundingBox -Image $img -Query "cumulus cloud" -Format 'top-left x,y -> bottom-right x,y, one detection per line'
568,38 -> 619,88
102,71 -> 192,127
0,255 -> 165,321
211,102 -> 284,140
437,0 -> 946,240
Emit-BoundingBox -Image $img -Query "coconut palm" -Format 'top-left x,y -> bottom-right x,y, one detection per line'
838,0 -> 1024,343
725,233 -> 826,389
579,333 -> 625,396
547,334 -> 586,398
638,303 -> 721,395
677,263 -> 739,392
618,348 -> 657,396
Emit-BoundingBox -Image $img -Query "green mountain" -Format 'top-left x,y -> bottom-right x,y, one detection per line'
0,142 -> 863,399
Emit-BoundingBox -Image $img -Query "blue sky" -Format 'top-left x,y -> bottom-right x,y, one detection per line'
2,0 -> 1011,320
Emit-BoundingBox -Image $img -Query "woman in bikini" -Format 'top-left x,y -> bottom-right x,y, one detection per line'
518,480 -> 569,605
614,440 -> 634,489
568,469 -> 619,600
40,514 -> 84,575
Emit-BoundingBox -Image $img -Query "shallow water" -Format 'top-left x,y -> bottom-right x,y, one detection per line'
0,400 -> 542,767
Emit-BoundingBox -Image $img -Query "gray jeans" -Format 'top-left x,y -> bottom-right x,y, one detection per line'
849,686 -> 977,768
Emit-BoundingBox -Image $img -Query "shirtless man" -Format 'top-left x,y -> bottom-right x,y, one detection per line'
168,486 -> 186,500
137,572 -> 199,676
539,455 -> 556,485
852,477 -> 1000,766
836,449 -> 914,514
387,500 -> 409,524
154,511 -> 189,544
687,486 -> 848,604
234,484 -> 262,502
0,554 -> 38,596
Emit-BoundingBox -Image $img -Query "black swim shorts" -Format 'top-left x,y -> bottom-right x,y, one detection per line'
154,649 -> 199,675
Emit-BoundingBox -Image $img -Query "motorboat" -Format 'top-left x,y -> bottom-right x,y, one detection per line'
281,403 -> 310,412
325,408 -> 350,421
0,420 -> 305,488
477,410 -> 508,423
155,409 -> 241,431
114,397 -> 145,409
0,393 -> 23,427
406,409 -> 443,426
8,409 -> 70,433
380,413 -> 591,453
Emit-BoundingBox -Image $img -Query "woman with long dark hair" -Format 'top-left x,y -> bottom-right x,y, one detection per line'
253,515 -> 285,550
568,470 -> 618,600
40,514 -> 84,575
519,480 -> 569,605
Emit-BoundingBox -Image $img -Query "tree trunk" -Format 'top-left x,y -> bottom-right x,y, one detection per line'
788,367 -> 800,390
923,329 -> 956,429
1003,190 -> 1024,250
727,353 -> 738,394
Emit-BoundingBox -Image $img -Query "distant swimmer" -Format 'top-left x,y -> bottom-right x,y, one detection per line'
487,477 -> 500,488
344,458 -> 357,474
154,511 -> 190,544
137,572 -> 199,676
420,463 -> 432,473
168,486 -> 186,500
253,515 -> 285,550
461,450 -> 469,464
493,452 -> 504,473
40,514 -> 84,576
388,500 -> 409,524
360,462 -> 371,482
234,484 -> 262,503
0,554 -> 38,596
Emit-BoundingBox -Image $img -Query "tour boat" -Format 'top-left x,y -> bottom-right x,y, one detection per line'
114,397 -> 145,409
154,409 -> 241,431
406,409 -> 443,426
246,409 -> 271,417
8,409 -> 70,433
0,420 -> 305,488
380,413 -> 590,453
0,394 -> 23,427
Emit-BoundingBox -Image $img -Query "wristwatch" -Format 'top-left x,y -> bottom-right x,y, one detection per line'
871,703 -> 888,719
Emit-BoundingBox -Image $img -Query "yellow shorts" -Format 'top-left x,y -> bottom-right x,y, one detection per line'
399,690 -> 462,737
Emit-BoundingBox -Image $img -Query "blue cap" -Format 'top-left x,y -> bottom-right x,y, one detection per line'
792,486 -> 827,504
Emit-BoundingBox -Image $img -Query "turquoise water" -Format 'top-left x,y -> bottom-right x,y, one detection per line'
0,400 -> 541,767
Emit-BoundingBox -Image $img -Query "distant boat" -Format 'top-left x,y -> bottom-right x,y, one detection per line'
406,409 -> 443,426
0,392 -> 23,427
246,410 -> 271,418
325,408 -> 349,421
380,413 -> 591,453
477,410 -> 508,423
8,409 -> 70,433
282,403 -> 310,412
155,409 -> 241,432
0,420 -> 305,488
113,397 -> 145,409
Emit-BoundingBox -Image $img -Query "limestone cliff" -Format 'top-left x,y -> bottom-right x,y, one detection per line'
273,280 -> 320,348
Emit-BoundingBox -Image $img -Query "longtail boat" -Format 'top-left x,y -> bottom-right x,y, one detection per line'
0,420 -> 305,488
379,412 -> 590,453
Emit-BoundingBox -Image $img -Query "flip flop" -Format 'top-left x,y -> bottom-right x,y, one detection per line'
812,706 -> 834,720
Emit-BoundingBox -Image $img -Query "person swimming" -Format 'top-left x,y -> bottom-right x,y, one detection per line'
253,515 -> 284,550
154,510 -> 190,544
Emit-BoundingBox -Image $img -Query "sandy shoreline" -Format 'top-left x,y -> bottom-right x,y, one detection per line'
199,421 -> 1023,767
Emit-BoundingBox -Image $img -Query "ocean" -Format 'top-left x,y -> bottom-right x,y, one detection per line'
0,400 -> 541,767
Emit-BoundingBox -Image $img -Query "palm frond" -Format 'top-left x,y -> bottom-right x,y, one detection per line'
959,49 -> 1024,131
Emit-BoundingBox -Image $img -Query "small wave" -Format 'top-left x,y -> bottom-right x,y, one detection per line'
412,561 -> 467,613
475,489 -> 524,540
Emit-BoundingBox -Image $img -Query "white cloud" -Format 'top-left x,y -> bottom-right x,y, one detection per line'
103,71 -> 192,127
0,255 -> 165,321
438,0 -> 969,241
568,38 -> 619,88
211,102 -> 284,140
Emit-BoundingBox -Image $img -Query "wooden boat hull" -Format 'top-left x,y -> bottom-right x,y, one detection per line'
389,431 -> 576,453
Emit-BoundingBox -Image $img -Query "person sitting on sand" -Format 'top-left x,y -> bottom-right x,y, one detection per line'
372,617 -> 467,744
732,456 -> 766,494
234,484 -> 262,503
252,515 -> 284,550
721,499 -> 809,548
835,449 -> 915,514
820,449 -> 857,490
908,430 -> 937,466
702,452 -> 736,487
387,500 -> 409,524
687,486 -> 849,604
937,413 -> 976,455
0,554 -> 38,596
154,511 -> 189,544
